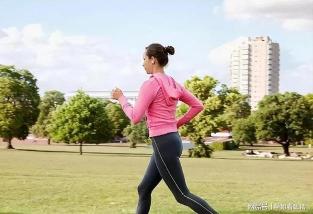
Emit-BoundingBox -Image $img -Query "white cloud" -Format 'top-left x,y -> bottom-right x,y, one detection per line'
223,0 -> 313,31
0,30 -> 7,38
206,37 -> 249,85
208,37 -> 248,66
0,24 -> 146,95
212,6 -> 220,15
22,24 -> 44,41
280,62 -> 313,94
203,37 -> 248,84
282,18 -> 313,31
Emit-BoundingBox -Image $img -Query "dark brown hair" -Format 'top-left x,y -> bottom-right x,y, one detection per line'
145,43 -> 175,66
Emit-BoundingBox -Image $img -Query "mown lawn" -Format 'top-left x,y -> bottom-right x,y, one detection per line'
0,142 -> 312,214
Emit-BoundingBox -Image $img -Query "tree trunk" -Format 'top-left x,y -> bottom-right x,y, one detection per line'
79,141 -> 83,155
281,141 -> 290,156
48,138 -> 51,145
7,138 -> 14,149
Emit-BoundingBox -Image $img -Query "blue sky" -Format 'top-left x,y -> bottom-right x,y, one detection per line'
0,0 -> 312,95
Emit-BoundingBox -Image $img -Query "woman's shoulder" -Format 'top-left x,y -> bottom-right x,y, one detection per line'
141,76 -> 160,89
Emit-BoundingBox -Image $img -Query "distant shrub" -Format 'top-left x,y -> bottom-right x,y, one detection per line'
210,140 -> 239,151
188,143 -> 213,158
210,141 -> 224,151
122,121 -> 149,148
304,138 -> 313,146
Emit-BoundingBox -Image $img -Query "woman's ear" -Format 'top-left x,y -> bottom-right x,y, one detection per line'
151,56 -> 156,64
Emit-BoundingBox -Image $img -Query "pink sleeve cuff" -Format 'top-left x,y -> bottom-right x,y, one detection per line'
118,95 -> 128,107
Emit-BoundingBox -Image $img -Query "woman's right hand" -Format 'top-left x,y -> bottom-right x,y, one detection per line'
111,87 -> 123,100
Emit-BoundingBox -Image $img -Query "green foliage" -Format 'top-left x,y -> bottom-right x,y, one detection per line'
304,93 -> 313,141
188,143 -> 213,158
0,65 -> 40,148
304,138 -> 313,146
47,91 -> 113,146
210,140 -> 239,151
209,141 -> 224,151
304,93 -> 313,107
122,121 -> 149,148
105,102 -> 130,137
223,140 -> 239,150
177,76 -> 250,155
144,138 -> 152,145
176,76 -> 219,144
184,76 -> 218,101
254,92 -> 313,156
232,116 -> 256,145
31,90 -> 65,138
216,84 -> 251,131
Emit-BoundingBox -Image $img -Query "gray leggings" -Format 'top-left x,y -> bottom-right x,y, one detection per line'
136,132 -> 219,214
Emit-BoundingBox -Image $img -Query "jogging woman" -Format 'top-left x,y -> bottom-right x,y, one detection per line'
111,43 -> 219,214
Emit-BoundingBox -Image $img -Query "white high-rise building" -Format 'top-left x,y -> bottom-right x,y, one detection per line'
230,36 -> 280,109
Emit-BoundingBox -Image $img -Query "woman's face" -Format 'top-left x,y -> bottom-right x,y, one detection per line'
142,51 -> 155,74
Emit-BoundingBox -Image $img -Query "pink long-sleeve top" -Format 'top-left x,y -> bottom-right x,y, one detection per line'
118,72 -> 204,137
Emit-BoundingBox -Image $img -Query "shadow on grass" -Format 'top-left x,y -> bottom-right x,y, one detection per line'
62,143 -> 147,148
0,212 -> 25,214
240,144 -> 282,148
237,209 -> 311,214
3,148 -> 311,161
210,157 -> 313,162
14,148 -> 153,157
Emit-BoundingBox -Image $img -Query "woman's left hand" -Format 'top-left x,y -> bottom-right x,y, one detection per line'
111,87 -> 123,100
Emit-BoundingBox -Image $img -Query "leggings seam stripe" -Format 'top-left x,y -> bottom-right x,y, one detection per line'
152,138 -> 214,214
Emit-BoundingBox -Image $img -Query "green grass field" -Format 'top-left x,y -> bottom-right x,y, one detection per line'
0,142 -> 312,214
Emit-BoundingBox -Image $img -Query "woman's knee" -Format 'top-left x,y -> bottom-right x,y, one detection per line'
137,183 -> 144,194
137,182 -> 149,196
173,190 -> 190,205
175,194 -> 188,205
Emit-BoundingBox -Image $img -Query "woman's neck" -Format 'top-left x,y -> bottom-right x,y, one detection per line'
151,67 -> 164,74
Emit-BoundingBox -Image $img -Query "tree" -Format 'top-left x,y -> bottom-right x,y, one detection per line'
176,76 -> 220,158
31,90 -> 65,144
232,116 -> 256,146
122,121 -> 149,148
254,92 -> 313,156
304,93 -> 313,144
47,91 -> 113,155
217,85 -> 251,131
105,102 -> 130,137
184,76 -> 217,101
0,65 -> 40,149
176,76 -> 250,157
177,76 -> 218,145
